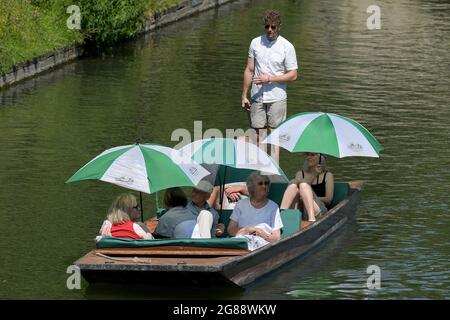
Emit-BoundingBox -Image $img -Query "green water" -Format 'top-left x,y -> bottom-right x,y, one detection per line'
0,0 -> 449,299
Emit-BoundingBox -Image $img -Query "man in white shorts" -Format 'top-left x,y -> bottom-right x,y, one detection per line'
241,10 -> 298,164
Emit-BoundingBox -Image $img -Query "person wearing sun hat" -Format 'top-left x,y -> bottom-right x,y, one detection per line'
186,180 -> 225,238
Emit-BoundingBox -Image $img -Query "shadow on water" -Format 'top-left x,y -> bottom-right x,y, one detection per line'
84,282 -> 245,300
242,220 -> 360,299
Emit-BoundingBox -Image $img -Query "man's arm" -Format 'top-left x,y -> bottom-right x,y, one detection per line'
242,57 -> 254,110
224,184 -> 249,202
253,69 -> 297,85
270,69 -> 297,82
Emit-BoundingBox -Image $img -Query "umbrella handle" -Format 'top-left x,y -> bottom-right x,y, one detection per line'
155,191 -> 160,212
139,192 -> 144,223
218,166 -> 227,222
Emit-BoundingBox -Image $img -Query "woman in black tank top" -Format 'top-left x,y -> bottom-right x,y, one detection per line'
280,153 -> 334,222
300,170 -> 328,198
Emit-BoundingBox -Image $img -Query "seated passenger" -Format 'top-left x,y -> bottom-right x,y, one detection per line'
227,171 -> 283,250
100,208 -> 154,240
154,187 -> 196,238
187,180 -> 225,238
99,193 -> 151,237
155,186 -> 224,239
280,153 -> 334,222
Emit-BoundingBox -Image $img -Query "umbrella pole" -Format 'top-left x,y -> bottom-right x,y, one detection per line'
219,166 -> 227,216
139,192 -> 144,222
155,191 -> 160,212
219,183 -> 224,216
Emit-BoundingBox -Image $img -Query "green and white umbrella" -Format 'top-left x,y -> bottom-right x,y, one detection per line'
66,143 -> 210,194
263,112 -> 383,158
178,138 -> 288,184
179,138 -> 288,212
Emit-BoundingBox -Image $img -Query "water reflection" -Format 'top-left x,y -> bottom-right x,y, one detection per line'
85,283 -> 244,300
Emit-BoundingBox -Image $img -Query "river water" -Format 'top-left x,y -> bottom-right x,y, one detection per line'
0,0 -> 449,299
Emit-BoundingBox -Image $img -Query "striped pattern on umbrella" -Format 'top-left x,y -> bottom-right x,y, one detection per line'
179,138 -> 287,179
66,144 -> 210,194
263,112 -> 383,158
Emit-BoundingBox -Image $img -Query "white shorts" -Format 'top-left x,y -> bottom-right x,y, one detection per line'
250,99 -> 287,129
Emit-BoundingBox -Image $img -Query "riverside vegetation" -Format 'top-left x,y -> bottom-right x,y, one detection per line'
0,0 -> 182,75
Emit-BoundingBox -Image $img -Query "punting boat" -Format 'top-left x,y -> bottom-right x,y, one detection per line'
75,181 -> 363,287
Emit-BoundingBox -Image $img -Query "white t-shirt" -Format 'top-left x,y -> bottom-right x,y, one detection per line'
248,35 -> 298,103
230,198 -> 283,231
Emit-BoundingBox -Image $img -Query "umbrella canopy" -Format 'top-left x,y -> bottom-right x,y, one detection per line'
178,138 -> 288,184
262,112 -> 383,158
66,143 -> 210,194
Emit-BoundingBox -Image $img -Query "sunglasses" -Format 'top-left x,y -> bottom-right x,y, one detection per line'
257,181 -> 270,186
132,205 -> 140,210
264,25 -> 277,30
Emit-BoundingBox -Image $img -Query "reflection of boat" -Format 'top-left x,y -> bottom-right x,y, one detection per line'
74,181 -> 363,287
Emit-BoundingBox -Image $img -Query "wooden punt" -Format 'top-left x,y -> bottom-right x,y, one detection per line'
74,181 -> 363,287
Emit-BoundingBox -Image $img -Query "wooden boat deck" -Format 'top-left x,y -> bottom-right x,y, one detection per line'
76,246 -> 247,270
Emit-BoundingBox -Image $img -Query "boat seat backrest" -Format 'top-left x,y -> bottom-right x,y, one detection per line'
280,209 -> 301,238
267,183 -> 289,206
155,182 -> 350,236
329,182 -> 349,208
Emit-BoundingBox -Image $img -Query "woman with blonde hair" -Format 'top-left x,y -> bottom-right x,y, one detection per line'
280,153 -> 334,222
99,193 -> 153,239
108,193 -> 141,222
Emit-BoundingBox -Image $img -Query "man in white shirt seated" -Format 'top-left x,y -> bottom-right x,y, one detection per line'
227,171 -> 283,250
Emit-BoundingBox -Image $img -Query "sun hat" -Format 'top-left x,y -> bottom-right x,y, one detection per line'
194,180 -> 214,194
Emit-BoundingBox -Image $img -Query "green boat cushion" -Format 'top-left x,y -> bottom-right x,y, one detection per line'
96,236 -> 249,250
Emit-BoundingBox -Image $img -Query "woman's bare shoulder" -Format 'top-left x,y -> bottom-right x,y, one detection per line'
324,171 -> 334,181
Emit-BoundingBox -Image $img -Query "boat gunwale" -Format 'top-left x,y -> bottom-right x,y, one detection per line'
215,196 -> 351,270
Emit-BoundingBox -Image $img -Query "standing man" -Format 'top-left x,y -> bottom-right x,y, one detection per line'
241,10 -> 298,164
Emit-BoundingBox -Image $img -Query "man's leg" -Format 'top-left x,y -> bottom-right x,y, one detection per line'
256,127 -> 269,155
268,128 -> 281,164
249,101 -> 268,153
195,210 -> 213,238
267,99 -> 287,164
